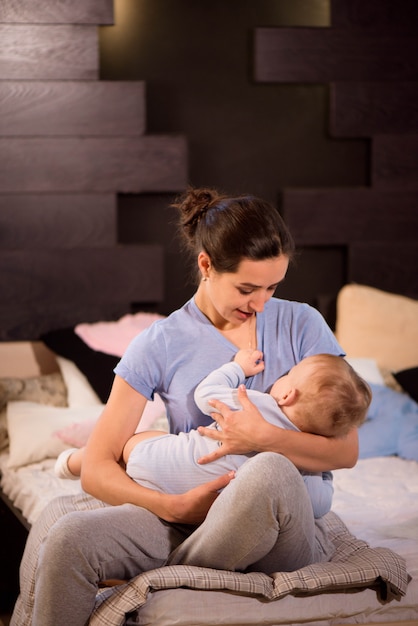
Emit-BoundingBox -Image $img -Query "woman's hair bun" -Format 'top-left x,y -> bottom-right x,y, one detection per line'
174,187 -> 218,227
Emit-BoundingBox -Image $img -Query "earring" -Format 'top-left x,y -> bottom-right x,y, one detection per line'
202,276 -> 208,282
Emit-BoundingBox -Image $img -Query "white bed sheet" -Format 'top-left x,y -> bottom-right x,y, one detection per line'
1,453 -> 417,624
0,451 -> 81,526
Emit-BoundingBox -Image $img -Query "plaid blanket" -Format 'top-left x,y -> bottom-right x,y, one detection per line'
90,511 -> 410,626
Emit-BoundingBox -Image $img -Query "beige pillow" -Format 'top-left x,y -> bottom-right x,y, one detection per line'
335,284 -> 418,373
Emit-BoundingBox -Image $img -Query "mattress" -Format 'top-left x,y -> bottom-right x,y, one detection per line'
1,452 -> 417,625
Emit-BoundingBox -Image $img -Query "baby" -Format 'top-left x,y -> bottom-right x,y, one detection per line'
55,350 -> 371,518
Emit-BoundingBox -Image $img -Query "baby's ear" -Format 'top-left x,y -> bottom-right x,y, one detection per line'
277,387 -> 297,407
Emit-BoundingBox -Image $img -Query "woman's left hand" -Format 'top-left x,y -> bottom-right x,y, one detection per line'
197,385 -> 267,464
162,472 -> 235,523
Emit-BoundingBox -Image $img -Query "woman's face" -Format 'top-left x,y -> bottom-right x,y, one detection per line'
200,255 -> 289,328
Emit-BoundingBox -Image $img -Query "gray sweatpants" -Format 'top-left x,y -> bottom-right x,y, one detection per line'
11,453 -> 333,626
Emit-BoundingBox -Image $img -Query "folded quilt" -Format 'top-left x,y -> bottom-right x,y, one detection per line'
90,511 -> 410,626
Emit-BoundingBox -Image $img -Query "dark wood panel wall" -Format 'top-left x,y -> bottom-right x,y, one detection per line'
255,0 -> 418,302
0,81 -> 147,135
0,0 -> 188,339
0,0 -> 115,24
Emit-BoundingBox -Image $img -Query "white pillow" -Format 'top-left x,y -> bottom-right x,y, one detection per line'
344,357 -> 385,386
55,393 -> 168,448
56,356 -> 101,407
6,401 -> 104,469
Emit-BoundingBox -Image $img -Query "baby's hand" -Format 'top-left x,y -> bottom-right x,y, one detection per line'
234,349 -> 264,377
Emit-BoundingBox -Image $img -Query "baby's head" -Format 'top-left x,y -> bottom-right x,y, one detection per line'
270,354 -> 372,437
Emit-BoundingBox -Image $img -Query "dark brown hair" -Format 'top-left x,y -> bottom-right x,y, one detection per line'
296,354 -> 372,437
172,187 -> 295,275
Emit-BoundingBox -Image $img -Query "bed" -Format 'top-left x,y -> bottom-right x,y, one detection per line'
1,283 -> 418,625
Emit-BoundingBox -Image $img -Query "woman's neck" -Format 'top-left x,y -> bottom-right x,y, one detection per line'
194,288 -> 257,349
219,314 -> 257,350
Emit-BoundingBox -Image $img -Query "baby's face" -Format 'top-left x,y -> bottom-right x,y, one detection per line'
269,358 -> 316,403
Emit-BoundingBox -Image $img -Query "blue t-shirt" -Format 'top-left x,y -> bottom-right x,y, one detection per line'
114,296 -> 343,434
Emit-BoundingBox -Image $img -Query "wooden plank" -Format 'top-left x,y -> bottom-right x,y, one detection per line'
348,243 -> 418,300
0,25 -> 98,80
254,28 -> 418,82
0,0 -> 114,24
283,189 -> 418,245
330,82 -> 418,137
0,136 -> 188,193
0,194 -> 117,248
0,246 -> 164,340
0,81 -> 146,136
331,0 -> 418,30
372,135 -> 418,190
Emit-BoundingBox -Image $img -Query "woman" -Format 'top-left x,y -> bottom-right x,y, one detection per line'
12,188 -> 356,626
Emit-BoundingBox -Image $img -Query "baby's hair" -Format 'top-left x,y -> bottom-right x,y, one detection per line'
295,354 -> 372,437
172,187 -> 295,278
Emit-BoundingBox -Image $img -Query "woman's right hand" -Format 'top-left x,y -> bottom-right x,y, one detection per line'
158,471 -> 235,524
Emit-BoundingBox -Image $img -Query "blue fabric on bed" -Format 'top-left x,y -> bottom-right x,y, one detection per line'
358,383 -> 418,461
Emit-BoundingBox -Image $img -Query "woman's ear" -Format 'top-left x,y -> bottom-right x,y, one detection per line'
197,251 -> 211,279
277,387 -> 297,407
